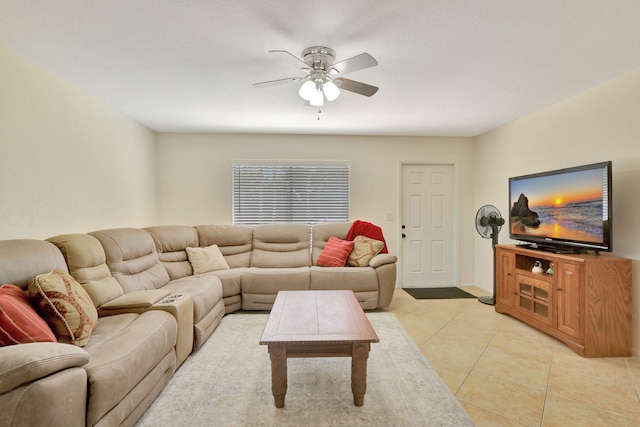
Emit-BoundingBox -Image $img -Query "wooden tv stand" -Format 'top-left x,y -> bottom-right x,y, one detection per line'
494,244 -> 632,357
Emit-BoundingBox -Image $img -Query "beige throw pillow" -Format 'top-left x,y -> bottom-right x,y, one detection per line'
27,269 -> 98,347
347,235 -> 385,267
186,244 -> 230,274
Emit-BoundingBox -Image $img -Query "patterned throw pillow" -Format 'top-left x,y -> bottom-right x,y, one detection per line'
28,269 -> 98,347
186,244 -> 230,274
316,237 -> 355,267
0,284 -> 56,346
347,235 -> 385,267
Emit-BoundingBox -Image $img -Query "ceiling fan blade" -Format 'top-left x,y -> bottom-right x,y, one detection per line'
336,78 -> 379,97
330,53 -> 378,75
252,76 -> 305,87
269,50 -> 309,71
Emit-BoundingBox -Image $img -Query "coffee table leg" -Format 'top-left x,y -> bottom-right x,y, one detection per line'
351,343 -> 370,406
269,343 -> 287,408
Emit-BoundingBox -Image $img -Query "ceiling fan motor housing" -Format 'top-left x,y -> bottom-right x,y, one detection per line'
301,46 -> 336,70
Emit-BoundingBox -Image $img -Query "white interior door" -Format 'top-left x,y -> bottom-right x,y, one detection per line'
401,164 -> 454,288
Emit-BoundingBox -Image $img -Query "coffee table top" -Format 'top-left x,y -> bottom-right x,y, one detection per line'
259,290 -> 379,345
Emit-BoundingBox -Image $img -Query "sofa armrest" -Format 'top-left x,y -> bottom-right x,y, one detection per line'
0,342 -> 89,394
368,253 -> 398,268
98,289 -> 172,316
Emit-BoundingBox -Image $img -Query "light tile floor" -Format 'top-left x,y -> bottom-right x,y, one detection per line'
383,287 -> 640,426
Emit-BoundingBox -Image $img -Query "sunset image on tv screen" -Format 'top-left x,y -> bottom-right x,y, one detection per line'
510,168 -> 606,244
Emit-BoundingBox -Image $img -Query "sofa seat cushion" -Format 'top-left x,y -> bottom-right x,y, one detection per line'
82,310 -> 177,426
241,267 -> 311,310
309,266 -> 379,292
200,268 -> 244,298
163,275 -> 223,324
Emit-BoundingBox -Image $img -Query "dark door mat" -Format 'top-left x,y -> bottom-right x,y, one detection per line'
403,287 -> 476,300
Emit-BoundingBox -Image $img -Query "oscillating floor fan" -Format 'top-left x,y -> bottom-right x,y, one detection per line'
475,205 -> 505,305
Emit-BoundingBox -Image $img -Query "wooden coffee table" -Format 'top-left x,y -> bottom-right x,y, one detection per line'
259,290 -> 379,408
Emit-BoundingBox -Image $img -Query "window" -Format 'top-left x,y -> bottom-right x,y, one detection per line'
233,161 -> 350,224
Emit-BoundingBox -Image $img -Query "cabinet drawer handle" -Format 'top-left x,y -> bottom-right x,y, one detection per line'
557,288 -> 563,291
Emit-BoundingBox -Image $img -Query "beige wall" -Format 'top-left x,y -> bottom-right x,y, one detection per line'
156,133 -> 477,285
0,45 -> 157,239
474,69 -> 640,355
3,41 -> 637,353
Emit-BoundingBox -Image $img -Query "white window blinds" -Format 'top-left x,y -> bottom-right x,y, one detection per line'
233,161 -> 350,224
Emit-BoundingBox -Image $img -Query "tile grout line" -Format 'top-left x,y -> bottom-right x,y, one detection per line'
626,358 -> 640,402
538,338 -> 558,427
458,302 -> 551,426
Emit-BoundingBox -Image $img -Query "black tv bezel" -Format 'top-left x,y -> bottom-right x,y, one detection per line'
508,161 -> 612,253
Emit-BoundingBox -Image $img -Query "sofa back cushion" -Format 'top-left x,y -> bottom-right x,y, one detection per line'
89,228 -> 170,293
0,239 -> 68,290
251,223 -> 312,268
195,225 -> 253,268
311,222 -> 351,265
144,225 -> 199,280
47,234 -> 124,308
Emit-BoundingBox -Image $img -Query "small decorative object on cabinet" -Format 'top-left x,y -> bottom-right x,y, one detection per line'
531,261 -> 543,274
495,244 -> 632,357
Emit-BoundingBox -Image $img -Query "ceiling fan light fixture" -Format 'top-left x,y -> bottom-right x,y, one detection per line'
257,46 -> 379,109
309,89 -> 324,106
298,80 -> 316,101
322,80 -> 340,101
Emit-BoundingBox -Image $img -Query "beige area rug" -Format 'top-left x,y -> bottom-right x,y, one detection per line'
136,312 -> 474,427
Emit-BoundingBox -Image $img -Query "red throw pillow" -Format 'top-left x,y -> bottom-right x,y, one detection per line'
316,237 -> 355,267
0,284 -> 56,346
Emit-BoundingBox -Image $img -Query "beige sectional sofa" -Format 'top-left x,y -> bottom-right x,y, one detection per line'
88,228 -> 225,351
0,239 -> 178,427
0,222 -> 396,427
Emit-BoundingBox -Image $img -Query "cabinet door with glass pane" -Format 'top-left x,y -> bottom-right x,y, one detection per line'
515,274 -> 553,326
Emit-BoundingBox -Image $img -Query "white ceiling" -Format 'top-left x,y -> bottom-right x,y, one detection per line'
1,1 -> 639,137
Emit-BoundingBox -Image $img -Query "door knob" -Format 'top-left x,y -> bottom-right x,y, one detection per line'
402,233 -> 406,238
402,225 -> 406,229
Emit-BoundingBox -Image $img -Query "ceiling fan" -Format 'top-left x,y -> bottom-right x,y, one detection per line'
252,46 -> 379,107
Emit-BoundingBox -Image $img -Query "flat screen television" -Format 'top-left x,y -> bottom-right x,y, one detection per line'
508,161 -> 612,253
